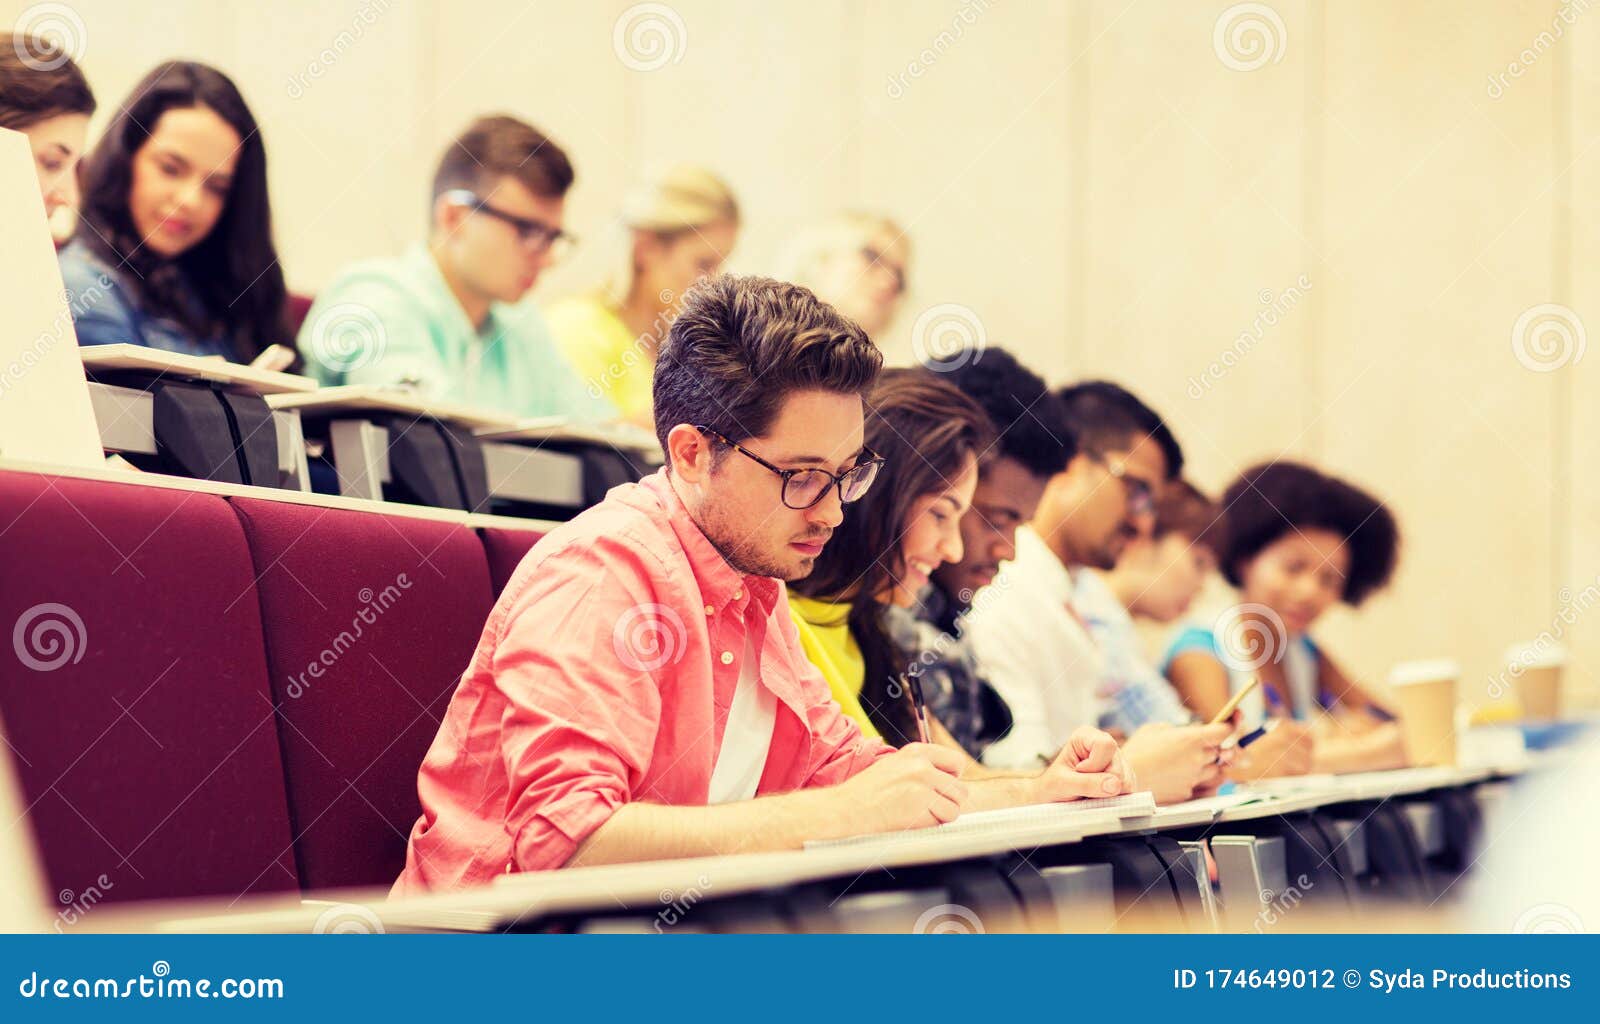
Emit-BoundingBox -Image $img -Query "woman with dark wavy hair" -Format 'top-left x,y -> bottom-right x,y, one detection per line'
790,367 -> 995,746
57,61 -> 290,365
789,368 -> 1129,799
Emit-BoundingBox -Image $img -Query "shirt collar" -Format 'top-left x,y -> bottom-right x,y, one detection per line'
1072,568 -> 1132,628
637,470 -> 780,618
1013,525 -> 1080,603
405,242 -> 502,341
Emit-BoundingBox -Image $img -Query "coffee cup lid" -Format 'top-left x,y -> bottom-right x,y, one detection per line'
1387,658 -> 1461,686
1503,641 -> 1566,669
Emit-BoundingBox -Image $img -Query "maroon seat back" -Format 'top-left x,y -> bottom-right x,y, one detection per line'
228,497 -> 493,890
478,526 -> 545,596
0,471 -> 299,905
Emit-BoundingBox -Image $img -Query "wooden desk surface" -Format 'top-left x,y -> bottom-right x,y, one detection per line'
266,385 -> 520,429
81,344 -> 318,395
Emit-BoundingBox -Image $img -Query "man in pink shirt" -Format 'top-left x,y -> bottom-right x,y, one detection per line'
395,274 -> 1129,894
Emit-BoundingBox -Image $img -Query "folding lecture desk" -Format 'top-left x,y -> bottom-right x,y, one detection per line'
76,762 -> 1525,935
268,386 -> 656,515
81,344 -> 316,491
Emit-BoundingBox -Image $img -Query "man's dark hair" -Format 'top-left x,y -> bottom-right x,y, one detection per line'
652,274 -> 883,458
1154,479 -> 1226,553
934,347 -> 1072,478
1055,380 -> 1184,480
1219,461 -> 1399,605
432,114 -> 574,205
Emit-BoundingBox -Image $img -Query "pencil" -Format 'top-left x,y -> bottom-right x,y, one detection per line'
1209,672 -> 1262,725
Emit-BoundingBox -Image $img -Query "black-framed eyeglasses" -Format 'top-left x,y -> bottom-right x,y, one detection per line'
695,425 -> 885,510
1088,450 -> 1156,519
443,189 -> 577,259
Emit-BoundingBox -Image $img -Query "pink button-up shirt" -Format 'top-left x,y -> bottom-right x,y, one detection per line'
393,470 -> 892,895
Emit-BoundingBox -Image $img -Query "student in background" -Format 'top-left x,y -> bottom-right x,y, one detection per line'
59,62 -> 291,366
1080,479 -> 1224,736
777,211 -> 909,341
0,35 -> 95,221
962,382 -> 1232,801
1164,461 -> 1406,775
787,366 -> 1128,800
300,115 -> 606,420
1101,480 -> 1222,627
894,347 -> 1074,762
547,165 -> 739,424
788,367 -> 992,746
393,276 -> 1125,892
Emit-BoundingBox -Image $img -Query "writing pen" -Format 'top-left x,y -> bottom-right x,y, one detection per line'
905,673 -> 932,744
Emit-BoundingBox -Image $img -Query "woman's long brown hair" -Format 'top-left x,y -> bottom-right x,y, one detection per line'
791,367 -> 996,744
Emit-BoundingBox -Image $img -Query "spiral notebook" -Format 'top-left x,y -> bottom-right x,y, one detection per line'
803,791 -> 1157,851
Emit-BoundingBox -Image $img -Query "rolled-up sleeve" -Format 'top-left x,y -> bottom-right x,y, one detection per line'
492,536 -> 667,871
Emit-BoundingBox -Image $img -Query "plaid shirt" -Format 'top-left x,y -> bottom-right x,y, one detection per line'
885,586 -> 1013,760
1071,570 -> 1193,734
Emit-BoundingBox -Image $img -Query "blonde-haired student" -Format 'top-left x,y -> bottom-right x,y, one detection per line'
777,210 -> 909,341
547,165 -> 739,424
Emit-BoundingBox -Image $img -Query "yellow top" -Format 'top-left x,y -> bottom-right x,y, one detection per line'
546,294 -> 654,421
787,594 -> 881,740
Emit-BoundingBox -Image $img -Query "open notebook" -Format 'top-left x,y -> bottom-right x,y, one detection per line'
804,791 -> 1157,851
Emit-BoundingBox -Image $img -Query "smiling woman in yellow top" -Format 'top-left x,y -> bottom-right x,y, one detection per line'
547,164 -> 739,425
788,368 -> 994,746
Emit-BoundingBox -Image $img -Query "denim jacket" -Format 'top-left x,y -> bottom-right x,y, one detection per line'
58,239 -> 234,358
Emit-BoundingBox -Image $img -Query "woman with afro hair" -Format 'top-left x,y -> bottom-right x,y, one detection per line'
1162,461 -> 1408,775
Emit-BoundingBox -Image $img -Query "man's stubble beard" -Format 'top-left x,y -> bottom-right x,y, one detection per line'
701,504 -> 810,581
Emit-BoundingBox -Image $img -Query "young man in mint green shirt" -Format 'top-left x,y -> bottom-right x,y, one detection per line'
298,115 -> 614,422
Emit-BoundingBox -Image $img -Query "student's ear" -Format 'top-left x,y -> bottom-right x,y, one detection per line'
666,423 -> 712,483
632,230 -> 666,273
433,194 -> 466,238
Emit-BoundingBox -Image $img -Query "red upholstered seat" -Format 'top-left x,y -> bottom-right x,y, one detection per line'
228,497 -> 494,890
0,471 -> 299,905
478,526 -> 545,597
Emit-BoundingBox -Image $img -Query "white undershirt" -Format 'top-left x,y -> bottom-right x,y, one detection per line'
707,629 -> 777,804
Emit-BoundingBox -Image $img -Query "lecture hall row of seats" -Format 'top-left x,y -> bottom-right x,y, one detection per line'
0,465 -> 545,904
